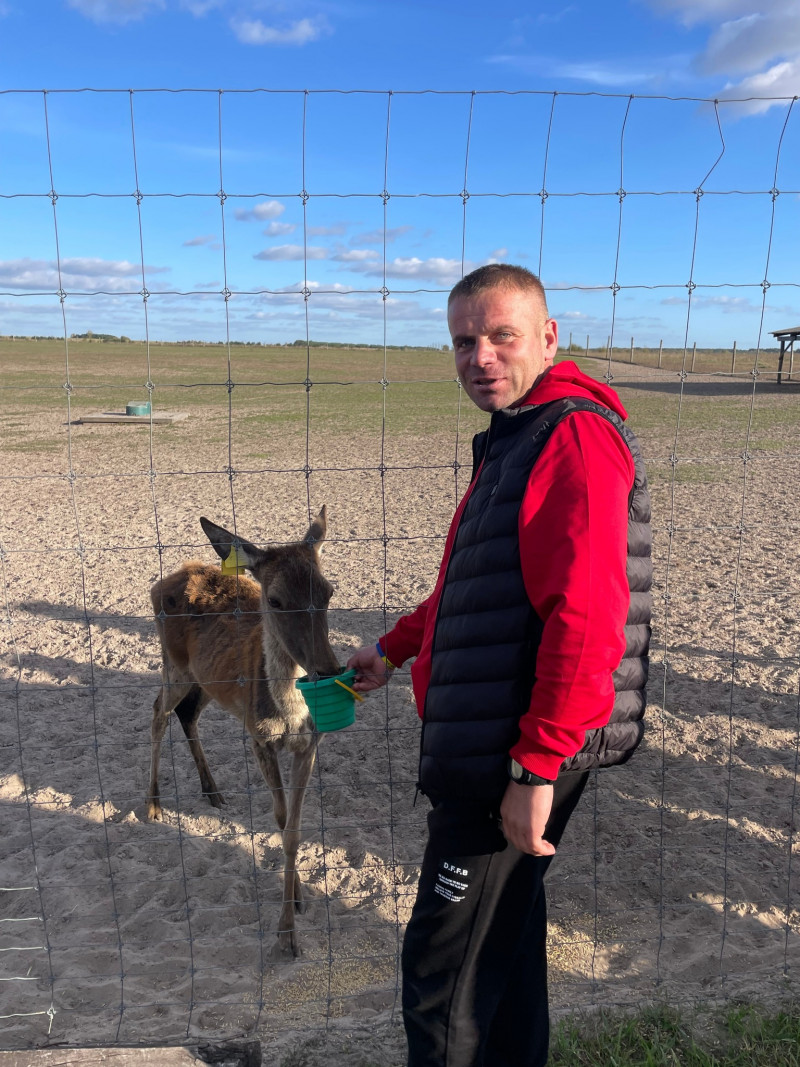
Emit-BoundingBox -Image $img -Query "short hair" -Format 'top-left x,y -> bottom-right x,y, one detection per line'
448,264 -> 548,315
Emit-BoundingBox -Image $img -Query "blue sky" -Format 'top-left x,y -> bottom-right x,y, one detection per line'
0,0 -> 799,348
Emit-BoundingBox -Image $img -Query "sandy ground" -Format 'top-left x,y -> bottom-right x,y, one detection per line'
2,360 -> 800,1064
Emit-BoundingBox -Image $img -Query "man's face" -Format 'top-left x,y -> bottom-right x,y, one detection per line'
448,286 -> 558,412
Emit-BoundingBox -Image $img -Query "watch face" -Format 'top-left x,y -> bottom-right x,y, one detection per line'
510,759 -> 523,780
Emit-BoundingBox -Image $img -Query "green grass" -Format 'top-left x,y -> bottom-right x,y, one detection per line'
274,1002 -> 800,1066
0,337 -> 487,441
550,1002 -> 800,1066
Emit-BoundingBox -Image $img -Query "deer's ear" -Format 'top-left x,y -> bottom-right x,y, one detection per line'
303,505 -> 327,556
199,517 -> 261,568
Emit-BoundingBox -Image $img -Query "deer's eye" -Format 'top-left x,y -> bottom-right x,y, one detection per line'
267,597 -> 282,610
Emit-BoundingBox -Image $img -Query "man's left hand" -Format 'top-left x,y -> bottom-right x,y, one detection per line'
499,780 -> 555,856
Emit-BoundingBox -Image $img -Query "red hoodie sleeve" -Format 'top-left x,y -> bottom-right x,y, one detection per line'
509,412 -> 634,780
380,595 -> 432,669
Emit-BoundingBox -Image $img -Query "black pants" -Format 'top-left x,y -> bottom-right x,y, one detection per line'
401,772 -> 589,1067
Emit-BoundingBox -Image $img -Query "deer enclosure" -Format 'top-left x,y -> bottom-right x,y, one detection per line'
2,337 -> 800,1060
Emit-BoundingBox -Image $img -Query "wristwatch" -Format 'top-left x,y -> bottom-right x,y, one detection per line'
508,758 -> 556,787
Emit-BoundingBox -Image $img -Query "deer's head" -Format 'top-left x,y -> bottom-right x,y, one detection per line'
199,507 -> 340,679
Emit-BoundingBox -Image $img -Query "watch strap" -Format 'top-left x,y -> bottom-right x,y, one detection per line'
508,758 -> 556,786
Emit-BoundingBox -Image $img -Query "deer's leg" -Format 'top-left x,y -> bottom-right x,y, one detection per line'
251,740 -> 287,830
270,738 -> 318,962
173,686 -> 221,808
148,674 -> 196,821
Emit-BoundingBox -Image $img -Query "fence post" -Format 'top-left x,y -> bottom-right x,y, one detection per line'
690,341 -> 697,372
731,340 -> 736,374
790,342 -> 795,382
630,336 -> 634,363
658,340 -> 663,369
569,330 -> 573,355
585,335 -> 589,359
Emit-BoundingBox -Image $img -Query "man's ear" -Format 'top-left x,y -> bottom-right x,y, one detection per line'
543,317 -> 559,365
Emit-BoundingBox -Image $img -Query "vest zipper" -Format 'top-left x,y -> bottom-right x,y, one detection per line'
416,417 -> 496,799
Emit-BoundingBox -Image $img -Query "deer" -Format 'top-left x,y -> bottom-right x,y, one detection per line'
147,507 -> 340,961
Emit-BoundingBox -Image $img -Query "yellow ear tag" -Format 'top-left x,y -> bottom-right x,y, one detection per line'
221,545 -> 249,575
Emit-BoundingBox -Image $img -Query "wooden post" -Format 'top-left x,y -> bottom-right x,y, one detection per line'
730,341 -> 736,374
630,336 -> 634,363
657,340 -> 663,369
790,341 -> 795,382
569,330 -> 573,355
585,335 -> 589,359
690,341 -> 697,372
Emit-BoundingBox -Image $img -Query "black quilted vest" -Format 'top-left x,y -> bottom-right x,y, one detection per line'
419,396 -> 652,804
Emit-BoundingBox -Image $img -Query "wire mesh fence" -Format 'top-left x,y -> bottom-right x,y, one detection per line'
1,88 -> 799,1060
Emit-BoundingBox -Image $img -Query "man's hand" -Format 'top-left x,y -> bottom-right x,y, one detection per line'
499,780 -> 555,856
346,644 -> 394,693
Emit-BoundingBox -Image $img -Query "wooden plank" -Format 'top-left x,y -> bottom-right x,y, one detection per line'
0,1041 -> 260,1066
0,1051 -> 201,1066
76,413 -> 188,425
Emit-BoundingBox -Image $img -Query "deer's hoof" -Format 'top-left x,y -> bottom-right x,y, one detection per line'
205,791 -> 225,808
269,935 -> 300,963
147,799 -> 163,822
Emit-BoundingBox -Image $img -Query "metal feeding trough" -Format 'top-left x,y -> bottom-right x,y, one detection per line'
125,401 -> 152,416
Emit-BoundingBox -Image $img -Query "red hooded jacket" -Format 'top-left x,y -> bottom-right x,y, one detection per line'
380,361 -> 635,781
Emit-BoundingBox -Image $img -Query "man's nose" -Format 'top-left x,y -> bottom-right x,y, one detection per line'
471,338 -> 496,365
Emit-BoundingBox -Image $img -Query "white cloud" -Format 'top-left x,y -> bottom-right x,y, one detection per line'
308,223 -> 349,237
644,0 -> 800,111
487,53 -> 664,87
256,286 -> 447,324
345,256 -> 473,284
263,221 -> 296,237
489,248 -> 508,260
179,0 -> 222,13
331,248 -> 380,262
718,59 -> 800,112
67,0 -> 163,23
183,234 -> 218,247
703,9 -> 800,75
231,16 -> 326,46
644,0 -> 776,28
0,257 -> 169,291
234,200 -> 286,222
354,225 -> 413,245
253,244 -> 327,261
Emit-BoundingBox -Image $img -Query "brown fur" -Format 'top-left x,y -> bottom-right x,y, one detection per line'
147,509 -> 340,960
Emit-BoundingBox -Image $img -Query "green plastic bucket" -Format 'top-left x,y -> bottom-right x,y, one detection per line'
295,668 -> 359,732
126,401 -> 151,416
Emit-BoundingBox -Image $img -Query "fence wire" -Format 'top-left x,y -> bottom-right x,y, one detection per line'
0,88 -> 799,1059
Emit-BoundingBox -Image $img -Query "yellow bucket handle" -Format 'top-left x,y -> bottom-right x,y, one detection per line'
334,677 -> 365,702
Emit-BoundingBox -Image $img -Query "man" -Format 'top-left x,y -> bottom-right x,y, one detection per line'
348,264 -> 651,1066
